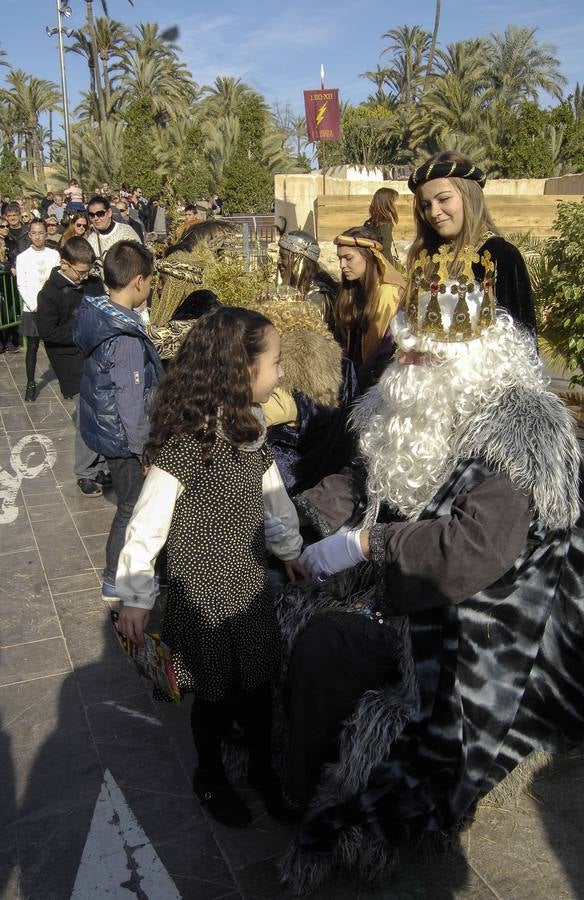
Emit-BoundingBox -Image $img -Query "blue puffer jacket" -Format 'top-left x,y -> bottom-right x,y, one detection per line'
73,294 -> 163,458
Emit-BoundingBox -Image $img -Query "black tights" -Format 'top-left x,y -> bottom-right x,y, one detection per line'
190,681 -> 273,783
26,337 -> 40,383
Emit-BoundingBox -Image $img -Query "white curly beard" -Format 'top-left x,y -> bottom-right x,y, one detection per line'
359,313 -> 544,520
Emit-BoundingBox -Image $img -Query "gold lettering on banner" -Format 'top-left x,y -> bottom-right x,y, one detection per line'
309,92 -> 335,101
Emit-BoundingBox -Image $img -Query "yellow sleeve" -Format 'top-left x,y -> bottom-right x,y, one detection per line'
362,283 -> 403,362
261,388 -> 298,427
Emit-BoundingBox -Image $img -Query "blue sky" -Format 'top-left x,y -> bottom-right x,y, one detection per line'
2,0 -> 583,137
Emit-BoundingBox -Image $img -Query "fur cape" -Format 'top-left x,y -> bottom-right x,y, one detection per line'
277,386 -> 583,894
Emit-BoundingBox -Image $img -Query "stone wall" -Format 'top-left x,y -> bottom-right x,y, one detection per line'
274,170 -> 563,238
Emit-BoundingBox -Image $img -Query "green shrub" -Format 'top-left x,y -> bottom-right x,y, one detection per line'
535,202 -> 584,387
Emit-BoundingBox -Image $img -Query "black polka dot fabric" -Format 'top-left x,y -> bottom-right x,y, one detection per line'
155,434 -> 280,702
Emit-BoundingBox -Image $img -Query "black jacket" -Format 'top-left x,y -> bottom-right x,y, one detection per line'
37,268 -> 104,397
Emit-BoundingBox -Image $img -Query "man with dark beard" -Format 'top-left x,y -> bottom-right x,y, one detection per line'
276,252 -> 583,894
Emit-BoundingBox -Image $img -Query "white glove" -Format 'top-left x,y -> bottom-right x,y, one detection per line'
264,512 -> 286,544
299,530 -> 366,580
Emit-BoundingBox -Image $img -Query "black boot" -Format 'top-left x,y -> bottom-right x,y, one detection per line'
25,381 -> 36,402
248,766 -> 302,821
193,769 -> 252,828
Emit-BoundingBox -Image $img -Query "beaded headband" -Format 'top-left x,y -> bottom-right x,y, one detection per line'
408,160 -> 487,193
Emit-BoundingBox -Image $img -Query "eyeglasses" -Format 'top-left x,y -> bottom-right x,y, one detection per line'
74,222 -> 88,229
0,224 -> 8,229
88,209 -> 107,219
67,263 -> 91,280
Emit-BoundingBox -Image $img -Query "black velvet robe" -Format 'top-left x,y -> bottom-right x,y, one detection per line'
474,236 -> 537,334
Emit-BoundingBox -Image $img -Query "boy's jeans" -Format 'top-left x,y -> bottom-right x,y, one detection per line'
103,456 -> 144,586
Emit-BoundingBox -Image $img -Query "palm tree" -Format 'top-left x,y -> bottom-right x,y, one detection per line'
289,115 -> 308,157
94,17 -> 132,111
1,70 -> 60,183
424,0 -> 441,90
201,77 -> 261,120
360,65 -> 394,107
381,25 -> 431,104
487,26 -> 567,107
115,55 -> 196,122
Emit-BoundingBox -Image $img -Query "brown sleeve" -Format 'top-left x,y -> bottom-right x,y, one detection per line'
369,474 -> 531,613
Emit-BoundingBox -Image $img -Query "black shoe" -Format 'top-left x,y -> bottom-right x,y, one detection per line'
25,381 -> 36,402
248,768 -> 302,822
94,471 -> 113,488
77,478 -> 103,496
0,345 -> 5,355
193,771 -> 252,828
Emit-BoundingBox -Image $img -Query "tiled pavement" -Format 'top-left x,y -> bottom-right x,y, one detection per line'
0,346 -> 583,900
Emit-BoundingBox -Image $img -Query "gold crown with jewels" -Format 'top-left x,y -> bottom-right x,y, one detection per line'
406,244 -> 497,342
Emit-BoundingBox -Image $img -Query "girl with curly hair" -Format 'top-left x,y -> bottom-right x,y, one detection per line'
116,306 -> 305,828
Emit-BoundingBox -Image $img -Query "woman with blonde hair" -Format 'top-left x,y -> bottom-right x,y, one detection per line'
59,212 -> 90,246
407,150 -> 536,332
364,187 -> 399,263
334,225 -> 405,389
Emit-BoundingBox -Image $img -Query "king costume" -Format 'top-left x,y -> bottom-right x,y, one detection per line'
276,254 -> 583,893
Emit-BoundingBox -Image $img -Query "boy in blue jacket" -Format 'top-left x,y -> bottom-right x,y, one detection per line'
74,241 -> 164,600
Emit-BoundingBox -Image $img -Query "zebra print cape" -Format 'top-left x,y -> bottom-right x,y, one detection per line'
277,448 -> 583,894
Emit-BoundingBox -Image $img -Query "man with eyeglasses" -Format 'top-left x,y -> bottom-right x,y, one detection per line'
86,195 -> 141,278
4,202 -> 31,257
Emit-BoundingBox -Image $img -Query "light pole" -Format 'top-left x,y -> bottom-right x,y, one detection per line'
46,2 -> 74,181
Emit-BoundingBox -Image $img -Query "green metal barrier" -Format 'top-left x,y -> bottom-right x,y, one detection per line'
0,271 -> 22,332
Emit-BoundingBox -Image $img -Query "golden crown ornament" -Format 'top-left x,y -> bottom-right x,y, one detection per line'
406,244 -> 497,342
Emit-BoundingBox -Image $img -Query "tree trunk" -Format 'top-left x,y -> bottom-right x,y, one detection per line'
101,52 -> 111,113
85,0 -> 107,128
31,123 -> 45,186
424,0 -> 441,91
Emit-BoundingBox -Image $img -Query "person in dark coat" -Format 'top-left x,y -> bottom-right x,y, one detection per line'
37,237 -> 110,495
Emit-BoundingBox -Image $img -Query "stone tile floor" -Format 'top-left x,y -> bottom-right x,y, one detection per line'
0,347 -> 583,900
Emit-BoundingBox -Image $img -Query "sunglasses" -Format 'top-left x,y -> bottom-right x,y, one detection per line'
88,209 -> 107,219
0,224 -> 8,229
74,222 -> 88,229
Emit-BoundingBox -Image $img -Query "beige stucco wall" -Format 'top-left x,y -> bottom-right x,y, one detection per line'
274,171 -> 553,237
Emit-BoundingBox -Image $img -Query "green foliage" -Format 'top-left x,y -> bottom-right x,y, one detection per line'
238,95 -> 268,159
341,105 -> 396,166
221,155 -> 273,214
120,98 -> 163,195
493,102 -> 553,177
173,124 -> 213,201
535,202 -> 584,387
0,143 -> 22,196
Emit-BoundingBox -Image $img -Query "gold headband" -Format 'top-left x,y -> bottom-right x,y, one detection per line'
333,233 -> 405,288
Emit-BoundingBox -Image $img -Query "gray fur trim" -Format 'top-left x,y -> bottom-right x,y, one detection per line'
279,826 -> 398,895
455,386 -> 581,529
309,617 -> 418,805
348,384 -> 382,433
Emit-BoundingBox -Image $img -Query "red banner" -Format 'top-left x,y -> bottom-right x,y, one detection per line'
303,89 -> 340,142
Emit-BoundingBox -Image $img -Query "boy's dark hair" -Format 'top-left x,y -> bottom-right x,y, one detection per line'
60,237 -> 95,266
104,241 -> 153,290
5,202 -> 20,215
87,194 -> 111,211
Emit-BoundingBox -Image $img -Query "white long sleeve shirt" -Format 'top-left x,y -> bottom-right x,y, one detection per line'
116,460 -> 303,610
16,246 -> 60,312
